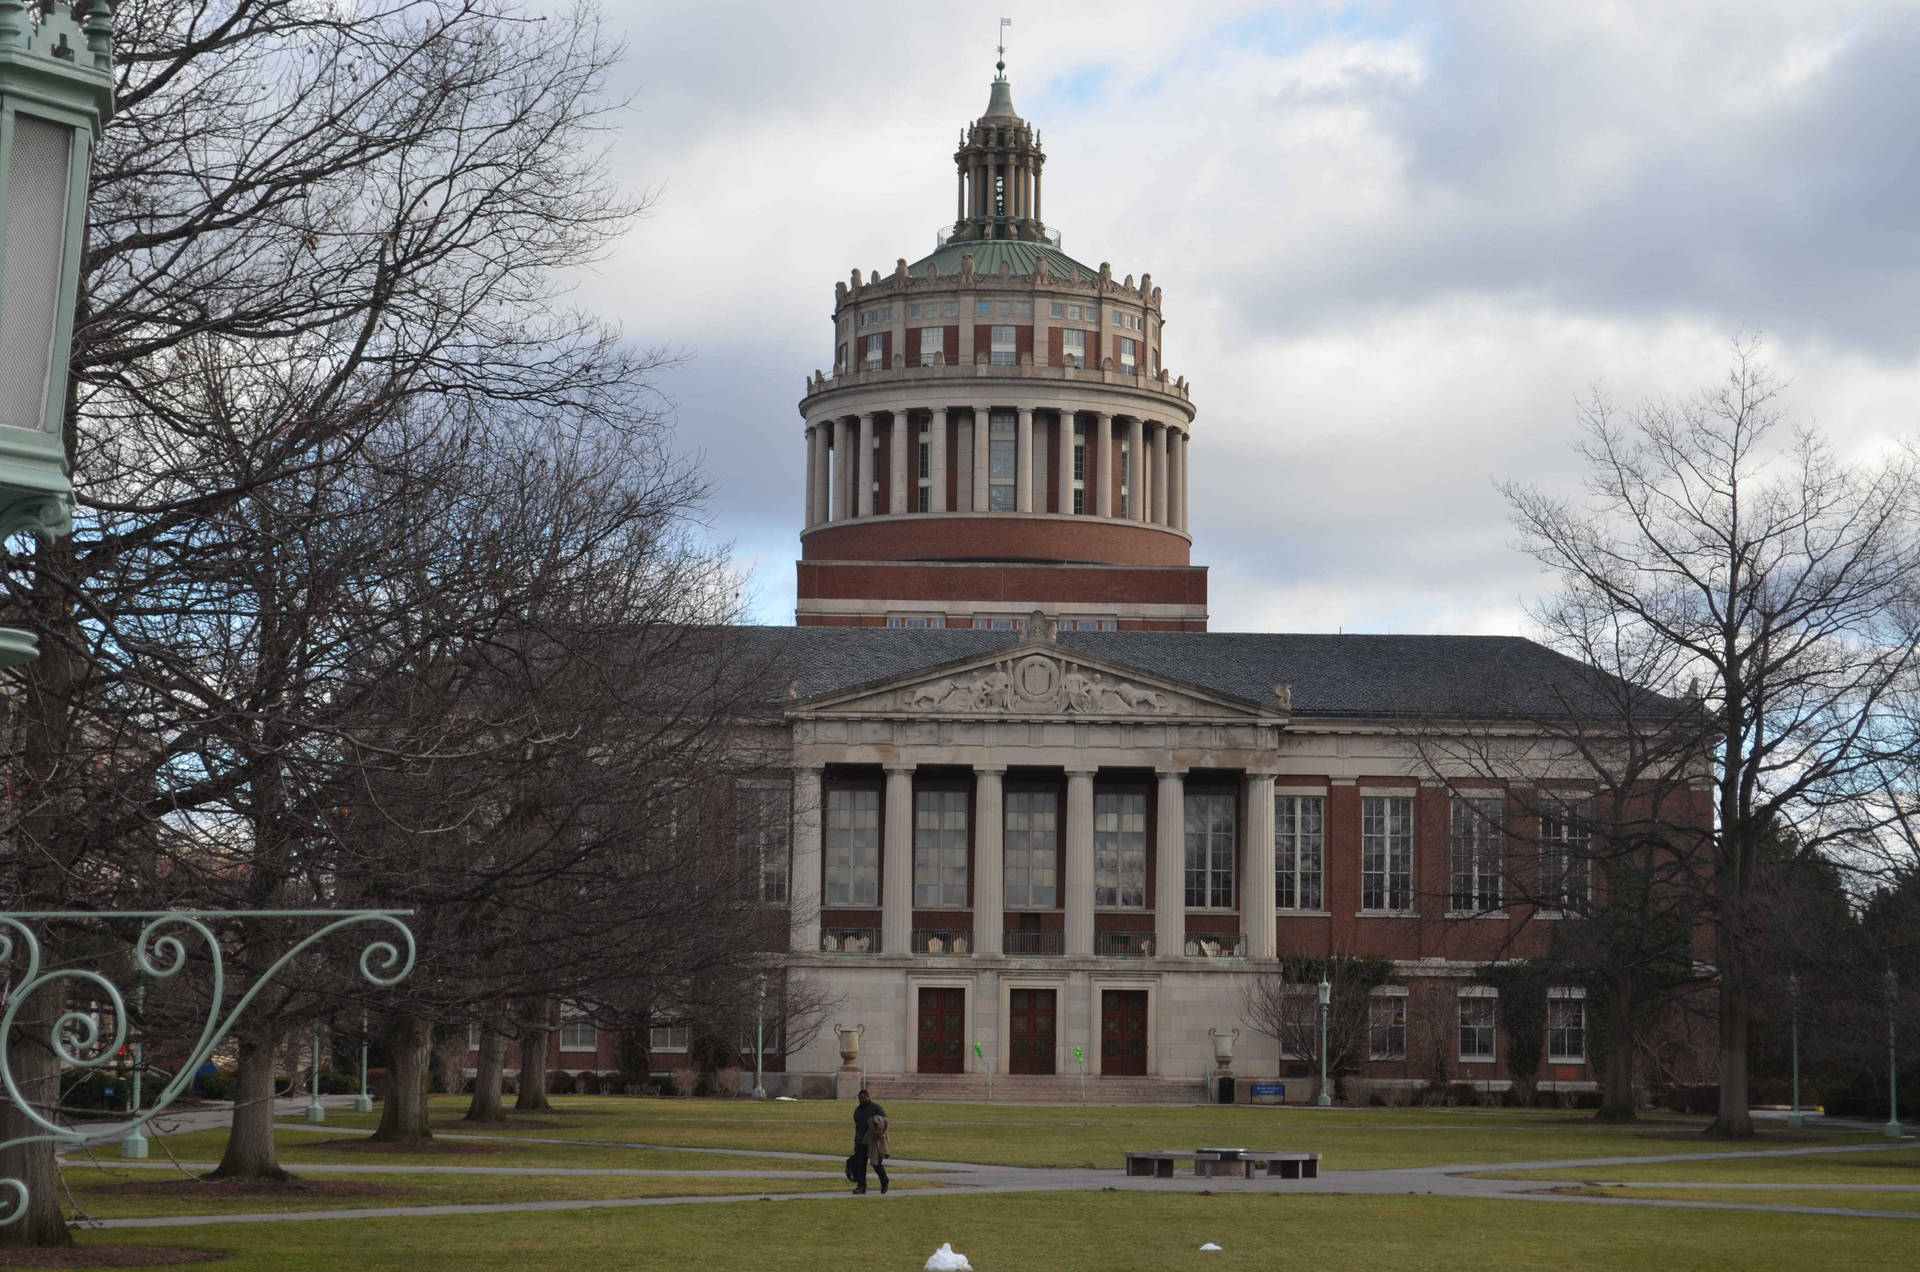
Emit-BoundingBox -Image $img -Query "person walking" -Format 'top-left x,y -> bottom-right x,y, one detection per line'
849,1087 -> 889,1194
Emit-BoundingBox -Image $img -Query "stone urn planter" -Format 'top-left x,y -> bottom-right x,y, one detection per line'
1208,1027 -> 1240,1071
836,1023 -> 865,1070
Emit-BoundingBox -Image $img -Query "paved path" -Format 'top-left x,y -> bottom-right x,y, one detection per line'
60,1132 -> 1920,1230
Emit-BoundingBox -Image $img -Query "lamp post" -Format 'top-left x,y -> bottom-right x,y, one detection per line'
751,972 -> 767,1100
1787,972 -> 1803,1129
1887,967 -> 1903,1141
1316,975 -> 1332,1107
305,1019 -> 325,1123
355,1006 -> 374,1114
120,986 -> 146,1158
0,0 -> 114,666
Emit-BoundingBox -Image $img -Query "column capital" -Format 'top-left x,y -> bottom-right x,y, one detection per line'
1154,765 -> 1188,779
884,763 -> 916,776
973,764 -> 1008,777
1064,765 -> 1099,778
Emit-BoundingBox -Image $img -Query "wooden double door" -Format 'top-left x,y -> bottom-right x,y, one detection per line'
917,988 -> 966,1074
1101,990 -> 1148,1076
1008,988 -> 1057,1075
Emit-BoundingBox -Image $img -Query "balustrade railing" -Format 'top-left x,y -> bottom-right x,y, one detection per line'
910,927 -> 972,956
1184,932 -> 1247,959
1004,929 -> 1064,956
819,926 -> 878,953
1094,930 -> 1154,959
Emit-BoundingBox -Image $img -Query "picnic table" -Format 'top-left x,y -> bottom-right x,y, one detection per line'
1123,1148 -> 1321,1180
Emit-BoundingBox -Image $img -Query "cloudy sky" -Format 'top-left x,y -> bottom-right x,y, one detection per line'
581,0 -> 1920,634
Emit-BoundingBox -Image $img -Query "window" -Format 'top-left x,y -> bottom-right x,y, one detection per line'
913,788 -> 969,907
1548,991 -> 1586,1062
864,333 -> 882,370
908,303 -> 921,318
1004,789 -> 1058,909
1369,989 -> 1407,1060
1067,304 -> 1082,320
919,326 -> 944,367
1183,790 -> 1236,909
990,324 -> 1016,366
1119,440 -> 1131,517
836,343 -> 847,374
1094,791 -> 1147,907
1450,796 -> 1504,912
468,1021 -> 482,1050
1361,796 -> 1414,911
823,787 -> 879,906
917,419 -> 932,511
988,410 -> 1016,509
649,1025 -> 689,1053
1119,337 -> 1136,373
738,783 -> 790,905
1015,300 -> 1031,316
994,301 -> 1012,316
1071,420 -> 1086,513
1458,993 -> 1496,1062
886,615 -> 944,629
1050,302 -> 1064,318
1540,798 -> 1591,910
560,1018 -> 598,1052
1061,328 -> 1086,368
1275,795 -> 1325,910
977,300 -> 992,316
1062,618 -> 1116,631
971,616 -> 1018,630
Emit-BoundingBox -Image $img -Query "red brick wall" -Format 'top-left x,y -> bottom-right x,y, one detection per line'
801,515 -> 1191,566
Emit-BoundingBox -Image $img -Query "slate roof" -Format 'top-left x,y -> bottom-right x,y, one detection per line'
905,239 -> 1096,283
732,627 -> 1645,721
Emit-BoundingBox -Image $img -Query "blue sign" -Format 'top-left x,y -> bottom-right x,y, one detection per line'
1249,1082 -> 1286,1097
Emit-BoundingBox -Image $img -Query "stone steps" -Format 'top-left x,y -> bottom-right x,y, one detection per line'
858,1072 -> 1206,1104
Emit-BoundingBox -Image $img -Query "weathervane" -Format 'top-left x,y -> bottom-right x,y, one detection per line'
997,16 -> 1010,78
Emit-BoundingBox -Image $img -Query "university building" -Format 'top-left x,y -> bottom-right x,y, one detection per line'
757,64 -> 1622,1101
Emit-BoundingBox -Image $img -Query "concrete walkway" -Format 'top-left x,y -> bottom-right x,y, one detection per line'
59,1131 -> 1920,1230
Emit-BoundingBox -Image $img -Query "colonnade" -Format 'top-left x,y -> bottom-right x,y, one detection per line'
789,765 -> 1277,961
802,408 -> 1189,532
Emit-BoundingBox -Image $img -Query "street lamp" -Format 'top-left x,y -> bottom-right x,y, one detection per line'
355,1006 -> 374,1114
0,0 -> 114,666
1887,967 -> 1903,1141
305,1019 -> 325,1124
1316,975 -> 1332,1108
1787,972 -> 1803,1129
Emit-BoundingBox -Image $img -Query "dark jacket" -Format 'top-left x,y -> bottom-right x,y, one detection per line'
853,1099 -> 886,1145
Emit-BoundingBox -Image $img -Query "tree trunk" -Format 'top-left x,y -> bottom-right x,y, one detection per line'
206,1026 -> 292,1181
0,991 -> 73,1249
1706,979 -> 1754,1138
514,999 -> 553,1112
370,1013 -> 435,1145
1595,989 -> 1638,1122
463,1019 -> 509,1122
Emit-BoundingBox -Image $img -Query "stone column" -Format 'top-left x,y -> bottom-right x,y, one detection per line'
1177,430 -> 1191,531
1151,422 -> 1169,525
1155,768 -> 1186,958
1056,413 -> 1075,514
1128,416 -> 1146,521
1167,427 -> 1182,531
814,421 -> 833,525
930,407 -> 949,513
972,405 -> 991,512
1015,407 -> 1034,513
790,767 -> 823,953
890,411 -> 910,514
857,413 -> 876,518
832,417 -> 852,521
803,426 -> 818,527
882,765 -> 915,955
1095,413 -> 1114,518
1245,772 -> 1277,959
973,766 -> 1006,956
1064,768 -> 1096,957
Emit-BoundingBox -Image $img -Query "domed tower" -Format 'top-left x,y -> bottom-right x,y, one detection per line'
795,62 -> 1205,632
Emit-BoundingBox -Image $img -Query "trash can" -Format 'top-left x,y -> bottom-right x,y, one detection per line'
1217,1075 -> 1235,1105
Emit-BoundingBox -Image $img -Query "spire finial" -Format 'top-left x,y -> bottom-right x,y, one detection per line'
996,16 -> 1010,80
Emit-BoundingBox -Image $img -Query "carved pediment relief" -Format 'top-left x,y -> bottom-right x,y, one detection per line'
806,651 -> 1265,721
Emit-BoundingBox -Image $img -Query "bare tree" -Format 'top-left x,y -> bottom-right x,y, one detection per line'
1500,342 -> 1920,1137
1243,955 -> 1390,1103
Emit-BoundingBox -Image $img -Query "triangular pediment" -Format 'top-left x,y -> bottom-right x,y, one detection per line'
793,636 -> 1280,722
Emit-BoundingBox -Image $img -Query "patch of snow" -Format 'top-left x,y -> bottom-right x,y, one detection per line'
924,1243 -> 973,1271
774,1095 -> 798,1101
1200,1243 -> 1223,1252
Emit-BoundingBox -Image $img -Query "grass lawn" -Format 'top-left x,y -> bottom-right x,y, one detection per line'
77,1126 -> 841,1173
288,1095 -> 1882,1171
58,1191 -> 1919,1271
1479,1147 -> 1920,1185
58,1167 -> 871,1221
1558,1185 -> 1920,1213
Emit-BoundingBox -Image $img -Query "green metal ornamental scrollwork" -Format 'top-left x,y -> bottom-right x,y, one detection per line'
0,909 -> 415,1225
